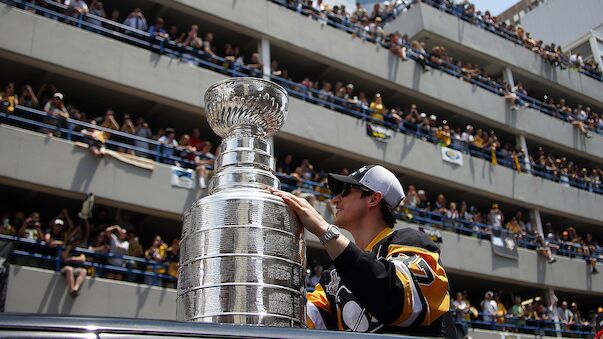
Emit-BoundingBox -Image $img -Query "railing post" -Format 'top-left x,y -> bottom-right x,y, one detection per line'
155,144 -> 161,163
55,246 -> 62,272
151,262 -> 158,286
67,121 -> 74,141
77,13 -> 84,29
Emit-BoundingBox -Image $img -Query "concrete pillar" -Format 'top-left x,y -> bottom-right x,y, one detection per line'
502,67 -> 515,89
588,35 -> 603,71
258,38 -> 274,157
258,38 -> 271,81
515,134 -> 531,171
529,208 -> 543,237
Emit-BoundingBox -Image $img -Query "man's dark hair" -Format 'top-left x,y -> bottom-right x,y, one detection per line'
360,190 -> 396,228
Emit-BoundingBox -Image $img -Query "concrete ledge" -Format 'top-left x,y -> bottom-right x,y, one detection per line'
0,125 -> 200,219
5,265 -> 176,319
388,3 -> 603,107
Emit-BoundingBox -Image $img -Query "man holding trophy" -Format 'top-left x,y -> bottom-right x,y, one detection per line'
177,77 -> 452,337
271,165 -> 452,336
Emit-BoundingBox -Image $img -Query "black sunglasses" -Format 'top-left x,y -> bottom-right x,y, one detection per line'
339,184 -> 373,197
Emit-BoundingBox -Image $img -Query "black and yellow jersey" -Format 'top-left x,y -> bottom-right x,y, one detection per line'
307,227 -> 450,336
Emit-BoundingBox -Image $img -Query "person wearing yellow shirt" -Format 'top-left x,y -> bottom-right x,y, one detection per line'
436,122 -> 452,147
369,93 -> 386,122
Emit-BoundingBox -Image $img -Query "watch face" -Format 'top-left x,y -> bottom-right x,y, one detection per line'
331,226 -> 341,235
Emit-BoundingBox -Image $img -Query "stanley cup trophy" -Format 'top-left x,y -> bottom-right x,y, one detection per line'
177,78 -> 306,328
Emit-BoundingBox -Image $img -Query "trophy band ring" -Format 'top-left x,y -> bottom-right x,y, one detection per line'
177,77 -> 307,328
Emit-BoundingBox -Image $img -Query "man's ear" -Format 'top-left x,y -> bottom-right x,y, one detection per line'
368,192 -> 384,208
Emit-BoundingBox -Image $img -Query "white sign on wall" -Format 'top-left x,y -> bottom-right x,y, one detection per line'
441,147 -> 463,166
171,166 -> 196,190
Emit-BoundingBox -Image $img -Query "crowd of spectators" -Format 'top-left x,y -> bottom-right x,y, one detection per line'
4,69 -> 603,194
282,0 -> 409,42
529,146 -> 603,192
276,154 -> 602,272
451,290 -> 601,337
7,0 -> 603,146
277,1 -> 603,136
0,196 -> 180,296
418,0 -> 602,79
10,0 -> 603,140
0,81 -> 217,188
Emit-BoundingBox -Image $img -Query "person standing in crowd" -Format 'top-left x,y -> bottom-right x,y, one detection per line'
105,225 -> 129,281
304,264 -> 323,292
158,127 -> 178,163
0,82 -> 18,112
145,235 -> 167,286
511,296 -> 527,331
487,204 -> 504,231
123,8 -> 147,32
148,17 -> 169,39
481,291 -> 498,324
19,85 -> 38,108
133,117 -> 153,157
452,292 -> 470,337
43,93 -> 69,137
18,213 -> 43,241
270,165 -> 453,336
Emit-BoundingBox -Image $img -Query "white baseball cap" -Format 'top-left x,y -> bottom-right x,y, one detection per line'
328,165 -> 405,210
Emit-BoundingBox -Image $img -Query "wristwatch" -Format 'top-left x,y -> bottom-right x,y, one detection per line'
319,224 -> 341,245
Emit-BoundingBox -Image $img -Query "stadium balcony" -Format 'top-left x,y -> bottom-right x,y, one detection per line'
1,122 -> 602,295
55,0 -> 603,163
0,2 -> 602,223
0,2 -> 602,191
2,88 -> 603,226
386,1 -> 603,108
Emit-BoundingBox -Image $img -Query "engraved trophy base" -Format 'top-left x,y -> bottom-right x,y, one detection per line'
178,189 -> 305,326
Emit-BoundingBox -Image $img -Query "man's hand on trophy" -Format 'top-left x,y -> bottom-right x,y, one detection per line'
268,188 -> 329,237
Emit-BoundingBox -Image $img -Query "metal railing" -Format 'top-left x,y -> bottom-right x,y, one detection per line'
4,102 -> 601,195
452,311 -> 595,337
2,234 -> 176,286
276,177 -> 603,263
0,104 -> 214,168
418,0 -> 603,82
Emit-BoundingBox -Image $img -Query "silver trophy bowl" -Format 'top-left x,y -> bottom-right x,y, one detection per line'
177,78 -> 306,328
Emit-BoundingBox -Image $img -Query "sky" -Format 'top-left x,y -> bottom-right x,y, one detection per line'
468,0 -> 519,16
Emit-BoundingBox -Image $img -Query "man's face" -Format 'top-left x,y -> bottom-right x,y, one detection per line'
332,185 -> 371,230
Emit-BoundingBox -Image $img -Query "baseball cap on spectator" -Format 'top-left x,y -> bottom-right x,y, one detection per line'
417,189 -> 425,195
346,83 -> 354,90
52,218 -> 64,226
165,128 -> 175,134
430,114 -> 437,121
466,125 -> 473,130
328,165 -> 405,211
420,113 -> 426,118
53,93 -> 64,100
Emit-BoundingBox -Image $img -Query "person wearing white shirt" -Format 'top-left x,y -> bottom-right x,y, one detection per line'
481,291 -> 498,323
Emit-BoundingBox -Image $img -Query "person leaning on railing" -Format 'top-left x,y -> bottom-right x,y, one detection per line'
80,119 -> 107,158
